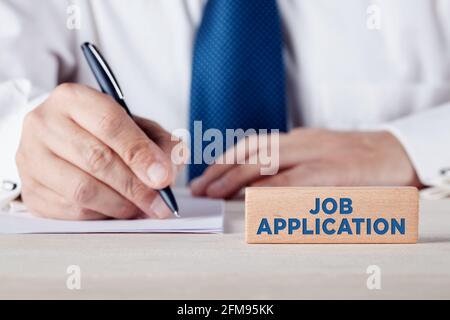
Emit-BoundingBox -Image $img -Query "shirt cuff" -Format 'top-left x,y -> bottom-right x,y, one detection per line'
0,79 -> 48,186
382,102 -> 450,186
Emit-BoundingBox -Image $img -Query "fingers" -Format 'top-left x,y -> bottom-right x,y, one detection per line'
134,117 -> 175,155
41,116 -> 168,219
190,135 -> 262,195
17,83 -> 180,221
251,167 -> 314,187
251,161 -> 350,187
18,142 -> 141,220
52,84 -> 174,189
201,163 -> 267,199
135,116 -> 190,176
21,181 -> 107,221
190,163 -> 235,197
191,133 -> 296,197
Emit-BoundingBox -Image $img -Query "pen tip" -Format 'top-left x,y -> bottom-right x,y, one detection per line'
174,211 -> 180,218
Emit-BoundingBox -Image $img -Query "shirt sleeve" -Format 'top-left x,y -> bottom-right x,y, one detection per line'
384,102 -> 450,186
0,0 -> 76,183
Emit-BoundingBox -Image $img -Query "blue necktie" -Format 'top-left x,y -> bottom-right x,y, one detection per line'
189,0 -> 288,181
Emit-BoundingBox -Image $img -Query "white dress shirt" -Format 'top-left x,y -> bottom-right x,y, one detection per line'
0,0 -> 449,187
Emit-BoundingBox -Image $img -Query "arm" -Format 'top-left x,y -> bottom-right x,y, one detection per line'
191,100 -> 450,199
192,103 -> 450,198
0,0 -> 76,181
385,102 -> 450,185
1,1 -> 184,220
190,128 -> 422,199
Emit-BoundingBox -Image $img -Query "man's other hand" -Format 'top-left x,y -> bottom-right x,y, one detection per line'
191,129 -> 421,199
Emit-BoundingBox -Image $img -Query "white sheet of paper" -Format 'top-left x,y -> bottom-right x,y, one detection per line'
0,195 -> 225,234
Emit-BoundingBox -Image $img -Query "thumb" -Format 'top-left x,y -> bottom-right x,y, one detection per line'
135,117 -> 189,178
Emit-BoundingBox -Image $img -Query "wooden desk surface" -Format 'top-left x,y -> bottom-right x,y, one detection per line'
1,199 -> 450,300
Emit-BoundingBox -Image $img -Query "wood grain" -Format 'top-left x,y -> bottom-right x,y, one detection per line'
2,197 -> 450,300
246,187 -> 419,244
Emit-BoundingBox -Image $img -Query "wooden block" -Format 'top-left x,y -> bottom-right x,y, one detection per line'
245,187 -> 419,244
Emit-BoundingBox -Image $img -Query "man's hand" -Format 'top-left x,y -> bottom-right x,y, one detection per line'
191,128 -> 421,199
16,83 -> 184,220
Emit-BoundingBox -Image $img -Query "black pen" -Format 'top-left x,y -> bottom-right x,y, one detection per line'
81,42 -> 180,218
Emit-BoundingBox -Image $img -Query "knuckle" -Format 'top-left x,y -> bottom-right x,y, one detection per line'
223,171 -> 239,186
73,208 -> 96,220
122,140 -> 152,165
275,174 -> 291,186
23,109 -> 49,143
73,179 -> 97,205
124,176 -> 150,200
225,169 -> 241,183
15,158 -> 35,184
15,150 -> 25,168
70,207 -> 86,220
86,144 -> 114,173
23,109 -> 44,128
113,202 -> 138,220
228,164 -> 251,183
23,111 -> 34,128
51,84 -> 85,113
53,83 -> 79,100
98,109 -> 126,136
22,178 -> 38,191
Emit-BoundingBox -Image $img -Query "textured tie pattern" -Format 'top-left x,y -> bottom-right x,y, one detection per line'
189,0 -> 288,180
